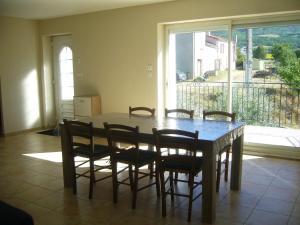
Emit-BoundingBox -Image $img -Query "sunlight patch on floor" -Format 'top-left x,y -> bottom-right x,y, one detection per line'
23,152 -> 62,163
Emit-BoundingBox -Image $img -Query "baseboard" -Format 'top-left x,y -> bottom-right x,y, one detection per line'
244,142 -> 300,160
4,127 -> 48,136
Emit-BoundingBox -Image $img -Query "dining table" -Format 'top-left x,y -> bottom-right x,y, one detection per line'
60,112 -> 245,224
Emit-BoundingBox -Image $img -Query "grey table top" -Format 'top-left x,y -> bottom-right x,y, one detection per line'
79,112 -> 245,142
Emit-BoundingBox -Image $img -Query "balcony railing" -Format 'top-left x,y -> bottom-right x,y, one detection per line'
176,81 -> 300,128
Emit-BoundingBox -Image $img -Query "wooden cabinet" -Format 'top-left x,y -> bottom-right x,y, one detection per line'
74,96 -> 101,118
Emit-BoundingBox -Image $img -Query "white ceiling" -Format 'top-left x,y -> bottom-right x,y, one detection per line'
0,0 -> 175,20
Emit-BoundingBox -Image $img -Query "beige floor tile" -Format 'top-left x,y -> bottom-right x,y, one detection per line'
255,196 -> 294,216
270,177 -> 300,191
288,216 -> 300,225
219,192 -> 260,208
291,203 -> 300,218
243,173 -> 275,186
14,185 -> 54,203
246,209 -> 289,225
264,186 -> 299,203
216,202 -> 253,223
0,180 -> 34,198
241,181 -> 269,197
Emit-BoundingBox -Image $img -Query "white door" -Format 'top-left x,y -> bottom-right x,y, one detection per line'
52,35 -> 75,121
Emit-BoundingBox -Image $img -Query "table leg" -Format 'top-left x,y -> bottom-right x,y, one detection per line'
230,133 -> 244,190
60,123 -> 73,187
202,142 -> 216,224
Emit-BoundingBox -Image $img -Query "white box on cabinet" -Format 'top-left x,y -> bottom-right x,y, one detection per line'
74,96 -> 101,117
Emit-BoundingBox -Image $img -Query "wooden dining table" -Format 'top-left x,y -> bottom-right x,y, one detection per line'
60,112 -> 245,224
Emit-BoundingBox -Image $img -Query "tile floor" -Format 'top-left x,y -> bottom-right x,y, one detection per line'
0,132 -> 300,225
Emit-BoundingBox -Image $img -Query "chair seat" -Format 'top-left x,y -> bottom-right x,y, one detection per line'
115,148 -> 157,166
161,155 -> 203,173
74,144 -> 110,158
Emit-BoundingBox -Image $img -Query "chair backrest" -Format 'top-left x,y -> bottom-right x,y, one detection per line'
63,119 -> 94,155
165,108 -> 194,119
153,128 -> 199,169
203,111 -> 236,122
104,122 -> 140,160
129,106 -> 155,117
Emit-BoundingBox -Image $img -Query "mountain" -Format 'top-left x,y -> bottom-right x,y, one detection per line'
211,24 -> 300,50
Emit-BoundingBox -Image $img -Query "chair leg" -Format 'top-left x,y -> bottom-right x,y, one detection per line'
112,161 -> 118,203
160,171 -> 166,217
155,164 -> 160,198
148,145 -> 154,179
149,162 -> 154,179
187,173 -> 194,222
225,148 -> 230,182
132,166 -> 139,209
72,162 -> 77,195
216,154 -> 221,193
129,164 -> 133,190
174,149 -> 179,184
169,172 -> 174,202
89,158 -> 94,199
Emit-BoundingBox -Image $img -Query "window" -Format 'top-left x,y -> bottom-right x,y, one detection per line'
59,46 -> 74,100
220,43 -> 224,53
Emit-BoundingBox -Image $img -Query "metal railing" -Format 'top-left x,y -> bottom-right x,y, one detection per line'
176,81 -> 300,128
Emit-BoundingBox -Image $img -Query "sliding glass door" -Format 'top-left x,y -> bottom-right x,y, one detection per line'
162,13 -> 300,151
166,25 -> 232,117
231,24 -> 300,128
165,20 -> 300,130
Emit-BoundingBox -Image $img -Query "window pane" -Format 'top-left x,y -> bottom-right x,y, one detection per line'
173,30 -> 230,117
62,87 -> 74,100
60,59 -> 73,74
61,73 -> 74,87
59,46 -> 74,101
232,24 -> 300,128
60,46 -> 73,60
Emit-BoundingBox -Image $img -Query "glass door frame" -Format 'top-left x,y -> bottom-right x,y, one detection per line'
163,20 -> 233,114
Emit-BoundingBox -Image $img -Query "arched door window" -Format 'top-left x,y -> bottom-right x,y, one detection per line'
59,46 -> 74,100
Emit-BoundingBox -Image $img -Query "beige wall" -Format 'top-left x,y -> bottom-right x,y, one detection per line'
0,16 -> 42,134
39,0 -> 300,114
41,36 -> 56,128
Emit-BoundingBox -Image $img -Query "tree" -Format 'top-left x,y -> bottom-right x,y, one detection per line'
277,60 -> 300,88
236,47 -> 245,68
271,44 -> 297,66
295,49 -> 300,58
253,45 -> 266,59
271,44 -> 300,88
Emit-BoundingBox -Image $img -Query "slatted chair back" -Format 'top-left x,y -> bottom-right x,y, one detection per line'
104,123 -> 140,161
129,106 -> 155,117
63,119 -> 94,156
153,128 -> 199,171
203,111 -> 236,122
165,108 -> 194,119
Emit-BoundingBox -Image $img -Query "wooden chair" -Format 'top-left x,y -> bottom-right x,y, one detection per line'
165,108 -> 194,119
153,128 -> 202,222
165,108 -> 194,182
104,122 -> 160,209
129,106 -> 155,117
202,111 -> 236,192
129,106 -> 156,177
63,119 -> 111,199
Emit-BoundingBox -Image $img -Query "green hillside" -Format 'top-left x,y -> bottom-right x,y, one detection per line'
211,24 -> 300,49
